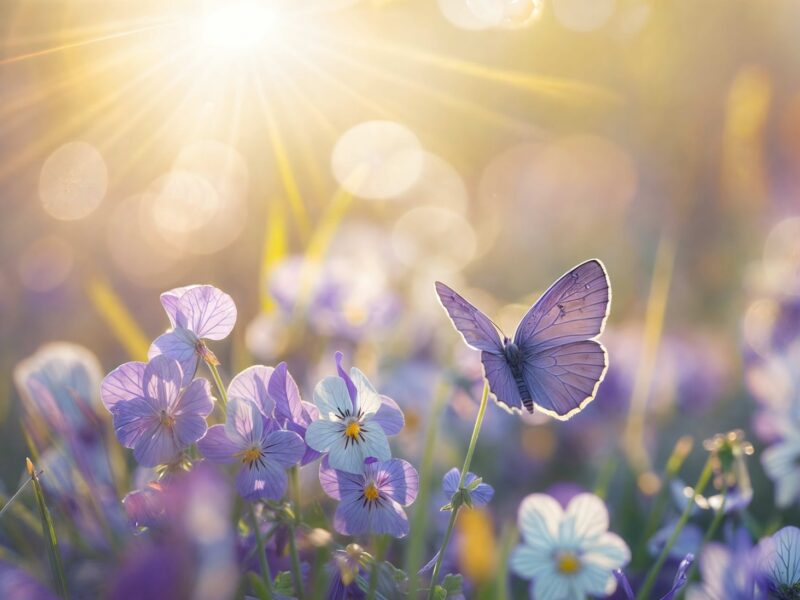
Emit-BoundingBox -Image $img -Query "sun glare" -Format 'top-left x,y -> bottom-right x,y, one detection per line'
199,1 -> 279,54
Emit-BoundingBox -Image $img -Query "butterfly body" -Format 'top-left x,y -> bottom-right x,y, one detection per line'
435,260 -> 610,420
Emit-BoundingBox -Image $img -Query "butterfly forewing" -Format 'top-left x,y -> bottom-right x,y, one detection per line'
513,260 -> 610,351
435,282 -> 503,354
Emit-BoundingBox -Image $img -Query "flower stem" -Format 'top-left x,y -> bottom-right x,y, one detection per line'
249,503 -> 273,600
367,535 -> 389,600
207,361 -> 228,410
636,455 -> 714,600
287,466 -> 304,599
682,489 -> 728,591
426,380 -> 490,599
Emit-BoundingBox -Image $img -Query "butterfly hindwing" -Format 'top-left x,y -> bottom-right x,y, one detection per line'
481,351 -> 523,412
435,282 -> 503,354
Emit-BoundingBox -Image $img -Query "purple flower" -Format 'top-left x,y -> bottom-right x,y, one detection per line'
198,397 -> 305,500
757,526 -> 800,600
305,353 -> 404,474
148,285 -> 237,384
319,457 -> 419,538
269,362 -> 322,465
614,554 -> 693,600
688,528 -> 765,599
441,468 -> 494,507
0,560 -> 59,600
328,544 -> 369,599
102,355 -> 214,467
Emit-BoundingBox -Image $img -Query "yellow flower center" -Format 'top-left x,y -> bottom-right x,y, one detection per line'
364,482 -> 380,502
159,411 -> 175,428
556,552 -> 581,575
345,420 -> 361,440
241,446 -> 262,464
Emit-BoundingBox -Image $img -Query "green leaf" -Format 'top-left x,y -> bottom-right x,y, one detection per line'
430,585 -> 447,600
466,477 -> 483,491
442,573 -> 463,595
273,571 -> 294,596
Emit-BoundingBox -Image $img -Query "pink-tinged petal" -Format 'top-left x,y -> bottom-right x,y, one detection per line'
132,423 -> 182,467
223,397 -> 263,446
236,459 -> 287,501
262,429 -> 304,467
198,425 -> 241,463
143,356 -> 184,411
160,286 -> 198,328
335,351 -> 358,404
517,493 -> 563,544
566,493 -> 610,540
375,459 -> 418,506
101,361 -> 146,411
319,457 -> 364,500
313,377 -> 354,418
372,395 -> 404,436
112,398 -> 158,448
173,412 -> 208,447
176,378 -> 214,418
175,285 -> 237,340
148,332 -> 198,387
228,366 -> 275,417
268,362 -> 304,423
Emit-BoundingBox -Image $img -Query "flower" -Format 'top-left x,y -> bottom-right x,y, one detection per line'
762,429 -> 800,508
615,554 -> 694,600
102,355 -> 214,467
319,457 -> 419,538
305,353 -> 404,474
509,493 -> 630,600
441,468 -> 494,508
0,560 -> 59,600
269,362 -> 322,465
687,527 -> 764,599
327,544 -> 369,600
149,285 -> 237,384
198,397 -> 305,500
757,526 -> 800,600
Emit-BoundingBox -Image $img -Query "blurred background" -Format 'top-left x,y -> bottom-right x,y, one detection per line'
2,0 -> 800,595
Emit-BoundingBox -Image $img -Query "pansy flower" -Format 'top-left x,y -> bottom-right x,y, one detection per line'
306,353 -> 404,474
198,397 -> 305,500
102,355 -> 214,468
509,493 -> 630,600
441,467 -> 494,509
319,457 -> 418,538
268,362 -> 321,465
149,285 -> 237,384
757,526 -> 800,600
688,528 -> 765,599
762,429 -> 800,508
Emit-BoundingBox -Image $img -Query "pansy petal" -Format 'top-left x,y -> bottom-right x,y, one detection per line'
285,420 -> 322,465
583,532 -> 631,570
224,397 -> 263,446
532,569 -> 571,600
112,398 -> 157,448
175,285 -> 237,340
263,429 -> 305,467
576,562 -> 617,597
349,367 -> 383,415
566,493 -> 610,540
148,332 -> 198,387
160,286 -> 197,328
335,351 -> 358,403
359,428 -> 392,464
509,544 -> 554,580
319,458 -> 364,500
173,412 -> 208,447
370,500 -> 410,538
471,482 -> 495,507
143,355 -> 184,410
197,425 -> 241,463
372,395 -> 404,436
760,526 -> 800,588
377,459 -> 418,506
228,366 -> 275,417
313,377 -> 354,419
305,419 -> 346,454
101,361 -> 146,411
442,468 -> 461,498
269,362 -> 304,423
132,423 -> 181,467
517,493 -> 563,544
176,378 -> 214,419
236,459 -> 287,501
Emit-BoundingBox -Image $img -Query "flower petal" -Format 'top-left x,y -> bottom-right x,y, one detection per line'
224,397 -> 263,446
372,395 -> 404,436
101,361 -> 146,411
112,398 -> 157,448
175,285 -> 237,340
335,351 -> 358,403
333,496 -> 409,538
375,459 -> 418,506
198,425 -> 241,463
566,493 -> 609,540
582,532 -> 631,570
236,459 -> 287,501
313,376 -> 354,418
173,412 -> 208,448
532,570 -> 572,600
176,378 -> 214,419
349,367 -> 383,415
148,332 -> 197,387
228,366 -> 275,417
262,429 -> 305,467
471,482 -> 495,507
442,467 -> 461,498
359,428 -> 392,464
319,458 -> 364,500
517,493 -> 563,544
305,419 -> 346,453
132,422 -> 181,467
509,544 -> 554,580
269,362 -> 305,423
160,286 -> 197,328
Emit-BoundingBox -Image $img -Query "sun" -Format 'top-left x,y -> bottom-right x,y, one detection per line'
198,1 -> 280,55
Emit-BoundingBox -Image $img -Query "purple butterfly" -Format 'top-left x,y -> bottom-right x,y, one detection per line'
435,259 -> 610,420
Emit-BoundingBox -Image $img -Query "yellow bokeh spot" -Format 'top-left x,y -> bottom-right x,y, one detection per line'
345,420 -> 361,440
556,552 -> 581,575
364,482 -> 380,501
456,508 -> 496,584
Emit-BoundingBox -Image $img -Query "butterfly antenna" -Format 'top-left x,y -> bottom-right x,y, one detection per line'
489,316 -> 507,340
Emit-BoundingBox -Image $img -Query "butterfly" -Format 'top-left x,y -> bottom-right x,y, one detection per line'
435,259 -> 610,420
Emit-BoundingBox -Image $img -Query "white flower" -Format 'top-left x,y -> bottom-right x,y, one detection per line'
510,493 -> 630,600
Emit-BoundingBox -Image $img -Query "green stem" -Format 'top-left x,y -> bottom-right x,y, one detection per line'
287,467 -> 304,599
367,535 -> 389,600
426,380 -> 490,599
249,503 -> 273,600
681,489 -> 728,595
636,456 -> 714,600
28,459 -> 69,599
207,361 -> 228,411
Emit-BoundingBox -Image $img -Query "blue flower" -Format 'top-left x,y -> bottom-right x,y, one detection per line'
441,468 -> 494,508
688,527 -> 765,599
758,526 -> 800,600
762,431 -> 800,508
305,353 -> 403,474
615,554 -> 693,600
509,493 -> 630,600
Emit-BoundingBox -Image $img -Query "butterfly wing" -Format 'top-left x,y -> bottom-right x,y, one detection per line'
481,351 -> 523,412
515,260 -> 611,419
435,282 -> 503,354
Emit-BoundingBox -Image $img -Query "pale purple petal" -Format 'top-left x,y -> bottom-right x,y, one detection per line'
175,285 -> 237,340
374,459 -> 418,506
319,458 -> 365,500
285,419 -> 322,465
372,395 -> 404,436
307,420 -> 366,473
143,355 -> 185,410
236,459 -> 287,501
470,481 -> 495,507
334,496 -> 409,538
349,367 -> 382,415
444,470 -> 494,507
175,378 -> 214,419
335,351 -> 357,405
198,425 -> 242,463
268,362 -> 303,423
262,429 -> 304,467
228,366 -> 275,417
132,423 -> 182,467
112,398 -> 157,448
101,361 -> 146,411
442,467 -> 461,497
359,428 -> 392,464
160,285 -> 197,328
224,397 -> 263,446
173,412 -> 209,448
148,332 -> 198,387
313,377 -> 354,418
